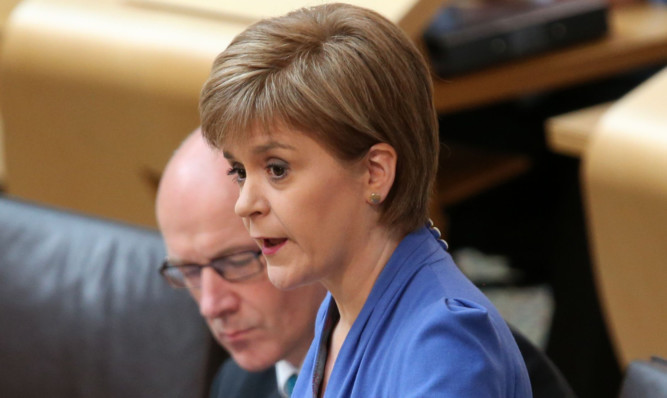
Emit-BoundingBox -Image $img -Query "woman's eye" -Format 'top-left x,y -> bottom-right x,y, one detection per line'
227,165 -> 247,183
266,162 -> 288,179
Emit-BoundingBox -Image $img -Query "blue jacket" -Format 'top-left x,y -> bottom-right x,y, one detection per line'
293,226 -> 532,398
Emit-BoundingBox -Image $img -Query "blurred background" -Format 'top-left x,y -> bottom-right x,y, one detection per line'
1,0 -> 666,397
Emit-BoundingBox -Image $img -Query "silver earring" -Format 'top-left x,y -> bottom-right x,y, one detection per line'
369,192 -> 381,205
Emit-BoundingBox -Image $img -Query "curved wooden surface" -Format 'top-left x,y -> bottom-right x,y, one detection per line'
0,0 -> 246,225
583,65 -> 667,368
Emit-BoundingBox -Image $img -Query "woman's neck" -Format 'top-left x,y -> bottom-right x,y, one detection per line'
321,226 -> 401,332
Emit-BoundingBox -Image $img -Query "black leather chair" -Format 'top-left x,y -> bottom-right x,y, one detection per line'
511,326 -> 577,398
0,196 -> 224,398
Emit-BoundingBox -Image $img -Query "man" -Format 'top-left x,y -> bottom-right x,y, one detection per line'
156,130 -> 326,398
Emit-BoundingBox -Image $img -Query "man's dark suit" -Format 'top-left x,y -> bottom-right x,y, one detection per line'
209,358 -> 281,398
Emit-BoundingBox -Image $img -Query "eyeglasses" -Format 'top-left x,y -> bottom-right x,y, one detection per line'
159,250 -> 264,289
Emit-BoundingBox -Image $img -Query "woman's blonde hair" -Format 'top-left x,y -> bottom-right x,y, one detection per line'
200,3 -> 438,235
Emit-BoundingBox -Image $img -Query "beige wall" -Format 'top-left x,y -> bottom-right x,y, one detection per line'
0,0 -> 23,188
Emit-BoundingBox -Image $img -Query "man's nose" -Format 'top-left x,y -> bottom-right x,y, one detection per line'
198,268 -> 240,319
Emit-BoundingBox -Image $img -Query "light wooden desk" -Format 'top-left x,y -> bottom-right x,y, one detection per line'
433,3 -> 667,113
546,102 -> 613,157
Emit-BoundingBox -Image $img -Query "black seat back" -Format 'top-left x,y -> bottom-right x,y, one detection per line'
0,197 -> 223,398
511,326 -> 577,398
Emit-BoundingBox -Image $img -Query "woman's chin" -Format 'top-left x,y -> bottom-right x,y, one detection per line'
267,265 -> 304,291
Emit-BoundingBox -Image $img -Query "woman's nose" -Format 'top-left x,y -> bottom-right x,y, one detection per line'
234,177 -> 267,219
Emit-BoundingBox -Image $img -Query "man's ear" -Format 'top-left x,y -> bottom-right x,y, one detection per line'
365,143 -> 397,205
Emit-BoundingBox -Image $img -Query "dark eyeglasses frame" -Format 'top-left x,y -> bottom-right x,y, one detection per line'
159,249 -> 264,289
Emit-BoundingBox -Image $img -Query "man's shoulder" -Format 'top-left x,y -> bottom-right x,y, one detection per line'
209,358 -> 280,398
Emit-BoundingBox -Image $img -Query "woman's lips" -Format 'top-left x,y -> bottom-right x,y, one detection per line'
260,238 -> 287,255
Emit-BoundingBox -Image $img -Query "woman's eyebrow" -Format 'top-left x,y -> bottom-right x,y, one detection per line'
223,141 -> 296,160
252,141 -> 296,154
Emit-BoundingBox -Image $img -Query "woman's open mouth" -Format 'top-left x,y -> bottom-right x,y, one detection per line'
261,238 -> 287,255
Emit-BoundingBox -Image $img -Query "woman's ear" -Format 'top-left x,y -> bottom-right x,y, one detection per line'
365,143 -> 397,205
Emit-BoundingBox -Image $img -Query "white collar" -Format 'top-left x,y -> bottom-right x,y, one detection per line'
275,359 -> 299,398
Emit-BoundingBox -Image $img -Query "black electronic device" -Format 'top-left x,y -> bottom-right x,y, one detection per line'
423,0 -> 610,77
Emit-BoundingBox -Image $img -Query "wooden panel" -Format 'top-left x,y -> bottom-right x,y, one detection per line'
0,118 -> 5,190
436,144 -> 532,207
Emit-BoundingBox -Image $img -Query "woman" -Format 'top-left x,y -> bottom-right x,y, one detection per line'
199,3 -> 532,397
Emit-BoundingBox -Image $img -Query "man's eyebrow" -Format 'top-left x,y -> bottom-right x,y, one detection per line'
223,141 -> 295,160
168,245 -> 259,266
210,245 -> 259,260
